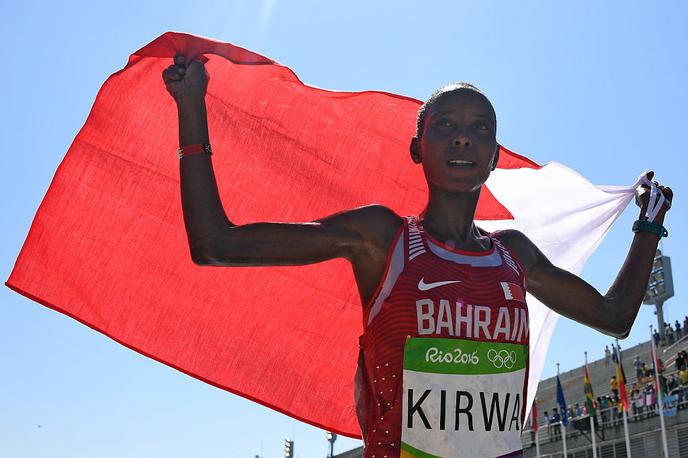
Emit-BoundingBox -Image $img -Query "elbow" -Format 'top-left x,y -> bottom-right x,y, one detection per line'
190,246 -> 215,265
191,251 -> 213,266
186,228 -> 247,266
604,318 -> 632,340
599,324 -> 629,340
616,317 -> 633,339
600,296 -> 634,339
189,236 -> 244,266
614,326 -> 631,340
188,239 -> 226,266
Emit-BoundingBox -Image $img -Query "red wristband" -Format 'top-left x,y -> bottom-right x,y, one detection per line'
178,143 -> 212,159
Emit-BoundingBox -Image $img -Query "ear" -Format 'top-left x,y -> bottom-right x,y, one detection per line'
410,137 -> 422,164
491,144 -> 500,171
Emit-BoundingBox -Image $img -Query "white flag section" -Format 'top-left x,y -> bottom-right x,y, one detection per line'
480,162 -> 639,414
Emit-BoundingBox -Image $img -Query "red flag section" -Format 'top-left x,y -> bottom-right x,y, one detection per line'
6,32 -> 539,437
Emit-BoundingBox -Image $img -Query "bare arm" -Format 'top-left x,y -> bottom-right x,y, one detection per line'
174,90 -> 366,266
499,178 -> 673,338
163,56 -> 402,273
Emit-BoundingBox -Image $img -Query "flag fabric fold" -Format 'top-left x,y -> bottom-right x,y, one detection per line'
7,31 -> 639,437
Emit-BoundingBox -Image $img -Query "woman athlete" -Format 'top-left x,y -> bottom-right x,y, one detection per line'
163,55 -> 673,457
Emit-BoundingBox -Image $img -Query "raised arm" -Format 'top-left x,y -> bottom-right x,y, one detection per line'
498,177 -> 673,338
162,55 -> 402,300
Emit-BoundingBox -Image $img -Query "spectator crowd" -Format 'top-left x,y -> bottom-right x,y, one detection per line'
535,330 -> 688,444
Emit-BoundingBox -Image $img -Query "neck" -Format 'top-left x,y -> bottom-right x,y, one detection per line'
421,183 -> 488,249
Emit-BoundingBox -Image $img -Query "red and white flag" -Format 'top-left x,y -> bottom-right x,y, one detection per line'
501,282 -> 526,302
6,32 -> 641,437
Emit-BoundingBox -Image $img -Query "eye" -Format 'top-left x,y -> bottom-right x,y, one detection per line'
435,118 -> 454,128
473,121 -> 489,131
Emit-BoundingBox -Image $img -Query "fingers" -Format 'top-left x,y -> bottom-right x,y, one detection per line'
638,170 -> 653,191
174,53 -> 208,70
162,64 -> 185,83
163,54 -> 209,98
163,54 -> 189,83
665,186 -> 673,200
186,59 -> 204,72
659,185 -> 671,196
175,53 -> 208,65
634,171 -> 674,214
166,54 -> 207,80
659,185 -> 673,210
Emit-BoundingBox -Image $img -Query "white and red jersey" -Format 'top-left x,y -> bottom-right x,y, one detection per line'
357,216 -> 529,458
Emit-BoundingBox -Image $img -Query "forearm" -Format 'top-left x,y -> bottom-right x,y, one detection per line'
177,97 -> 234,261
519,212 -> 664,337
177,95 -> 209,145
171,93 -> 372,268
603,212 -> 665,336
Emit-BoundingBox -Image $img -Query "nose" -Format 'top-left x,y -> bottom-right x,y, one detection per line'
452,132 -> 471,148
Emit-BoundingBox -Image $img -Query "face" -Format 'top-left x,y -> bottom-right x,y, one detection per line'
411,89 -> 498,193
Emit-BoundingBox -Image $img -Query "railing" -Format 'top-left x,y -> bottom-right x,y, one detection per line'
522,385 -> 688,448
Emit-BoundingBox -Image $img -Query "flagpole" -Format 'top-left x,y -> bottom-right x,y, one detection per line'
585,352 -> 598,458
650,325 -> 670,458
532,399 -> 541,458
622,406 -> 631,457
615,339 -> 632,458
557,363 -> 567,457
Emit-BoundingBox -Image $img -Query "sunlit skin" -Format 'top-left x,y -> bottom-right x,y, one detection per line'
162,54 -> 673,341
414,90 -> 498,193
411,89 -> 499,252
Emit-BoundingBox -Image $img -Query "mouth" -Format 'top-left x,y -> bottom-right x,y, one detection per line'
446,159 -> 476,168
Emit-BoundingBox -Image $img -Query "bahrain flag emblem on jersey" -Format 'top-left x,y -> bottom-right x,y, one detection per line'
501,282 -> 526,303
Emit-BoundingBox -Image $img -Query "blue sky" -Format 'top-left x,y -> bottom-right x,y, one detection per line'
2,1 -> 686,457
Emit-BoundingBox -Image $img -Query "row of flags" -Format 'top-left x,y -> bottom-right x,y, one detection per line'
531,333 -> 672,458
530,343 -> 630,458
531,341 -> 630,429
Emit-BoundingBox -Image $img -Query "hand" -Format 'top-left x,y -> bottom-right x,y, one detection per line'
162,54 -> 209,104
635,171 -> 673,222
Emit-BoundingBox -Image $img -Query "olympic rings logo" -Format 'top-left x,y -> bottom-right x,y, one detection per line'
487,349 -> 517,369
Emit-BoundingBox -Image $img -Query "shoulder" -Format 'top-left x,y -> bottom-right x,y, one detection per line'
318,204 -> 404,257
342,204 -> 403,224
490,228 -> 541,274
320,204 -> 402,234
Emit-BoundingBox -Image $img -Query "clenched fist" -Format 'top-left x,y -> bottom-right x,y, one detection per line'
635,171 -> 673,223
162,54 -> 209,104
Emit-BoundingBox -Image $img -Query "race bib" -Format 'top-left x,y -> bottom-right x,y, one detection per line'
401,338 -> 527,458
